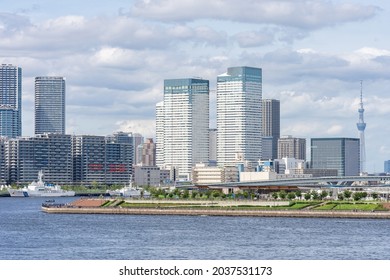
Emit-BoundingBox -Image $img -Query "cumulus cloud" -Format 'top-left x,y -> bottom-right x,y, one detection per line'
233,29 -> 276,48
130,0 -> 380,29
1,0 -> 388,172
116,120 -> 155,138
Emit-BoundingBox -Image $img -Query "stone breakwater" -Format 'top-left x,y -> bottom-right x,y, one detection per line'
41,204 -> 390,219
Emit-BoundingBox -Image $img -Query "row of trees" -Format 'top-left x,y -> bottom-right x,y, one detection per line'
271,190 -> 380,201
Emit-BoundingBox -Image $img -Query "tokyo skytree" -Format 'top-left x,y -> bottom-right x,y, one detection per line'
356,81 -> 366,174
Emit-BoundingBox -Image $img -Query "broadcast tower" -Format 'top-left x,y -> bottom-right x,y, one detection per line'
356,81 -> 366,174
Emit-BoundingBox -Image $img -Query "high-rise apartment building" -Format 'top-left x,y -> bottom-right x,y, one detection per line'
35,77 -> 65,134
4,134 -> 72,184
262,99 -> 280,160
278,136 -> 306,160
0,64 -> 22,138
72,135 -> 106,185
156,78 -> 209,180
311,138 -> 360,176
217,66 -> 262,168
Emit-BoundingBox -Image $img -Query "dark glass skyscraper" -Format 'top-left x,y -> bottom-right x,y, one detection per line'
35,76 -> 65,134
311,138 -> 360,176
0,64 -> 22,138
262,99 -> 280,159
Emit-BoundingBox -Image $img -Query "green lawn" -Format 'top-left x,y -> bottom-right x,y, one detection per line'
313,202 -> 384,211
314,203 -> 336,210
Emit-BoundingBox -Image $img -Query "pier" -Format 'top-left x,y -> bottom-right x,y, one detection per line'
41,198 -> 390,219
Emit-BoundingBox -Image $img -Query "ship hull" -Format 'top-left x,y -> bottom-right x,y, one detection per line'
8,188 -> 75,197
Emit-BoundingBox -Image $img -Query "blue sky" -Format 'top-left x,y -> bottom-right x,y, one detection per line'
1,0 -> 390,172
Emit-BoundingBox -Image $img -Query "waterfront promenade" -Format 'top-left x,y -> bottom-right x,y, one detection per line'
41,198 -> 390,219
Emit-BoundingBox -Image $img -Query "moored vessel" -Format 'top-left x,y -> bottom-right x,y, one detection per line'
7,170 -> 75,197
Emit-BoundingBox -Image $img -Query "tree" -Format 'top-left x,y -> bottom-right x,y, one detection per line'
211,190 -> 221,199
337,193 -> 344,201
271,192 -> 278,200
304,193 -> 311,200
353,192 -> 362,201
343,190 -> 352,199
320,190 -> 328,200
372,192 -> 379,200
287,192 -> 296,200
182,190 -> 190,199
295,190 -> 302,200
191,191 -> 198,199
311,190 -> 319,200
278,190 -> 287,200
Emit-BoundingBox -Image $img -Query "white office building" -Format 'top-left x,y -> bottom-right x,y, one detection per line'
217,66 -> 262,168
156,78 -> 209,180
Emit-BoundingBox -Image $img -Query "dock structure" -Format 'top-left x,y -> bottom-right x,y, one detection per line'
41,198 -> 390,219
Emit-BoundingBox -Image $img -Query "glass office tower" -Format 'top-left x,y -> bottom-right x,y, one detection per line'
0,64 -> 22,137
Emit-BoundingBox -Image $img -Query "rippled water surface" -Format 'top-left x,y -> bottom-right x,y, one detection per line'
1,197 -> 389,260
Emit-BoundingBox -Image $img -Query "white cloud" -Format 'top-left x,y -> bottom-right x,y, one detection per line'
116,120 -> 155,138
1,0 -> 389,172
130,0 -> 380,28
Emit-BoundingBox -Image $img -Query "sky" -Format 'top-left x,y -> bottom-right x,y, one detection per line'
1,0 -> 389,173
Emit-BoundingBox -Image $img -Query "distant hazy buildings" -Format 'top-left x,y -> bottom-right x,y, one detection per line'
217,66 -> 262,168
209,128 -> 217,166
156,78 -> 209,180
132,133 -> 144,165
0,64 -> 22,138
262,99 -> 280,160
278,136 -> 306,161
34,77 -> 65,134
141,138 -> 156,166
311,138 -> 360,176
155,101 -> 164,169
384,160 -> 390,173
261,136 -> 273,160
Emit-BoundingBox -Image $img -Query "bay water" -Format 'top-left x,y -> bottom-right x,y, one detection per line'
1,197 -> 389,260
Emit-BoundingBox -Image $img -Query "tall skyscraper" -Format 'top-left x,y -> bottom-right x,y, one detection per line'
156,78 -> 209,180
356,81 -> 366,174
311,138 -> 360,176
35,76 -> 65,134
155,101 -> 165,169
217,66 -> 262,167
0,64 -> 22,138
278,136 -> 306,160
262,99 -> 280,159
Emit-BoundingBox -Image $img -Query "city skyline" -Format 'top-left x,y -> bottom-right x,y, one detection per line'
1,0 -> 390,172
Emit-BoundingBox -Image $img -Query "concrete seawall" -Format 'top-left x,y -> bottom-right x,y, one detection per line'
41,206 -> 390,219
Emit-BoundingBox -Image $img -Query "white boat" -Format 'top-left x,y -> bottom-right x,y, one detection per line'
7,170 -> 75,197
107,179 -> 150,198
